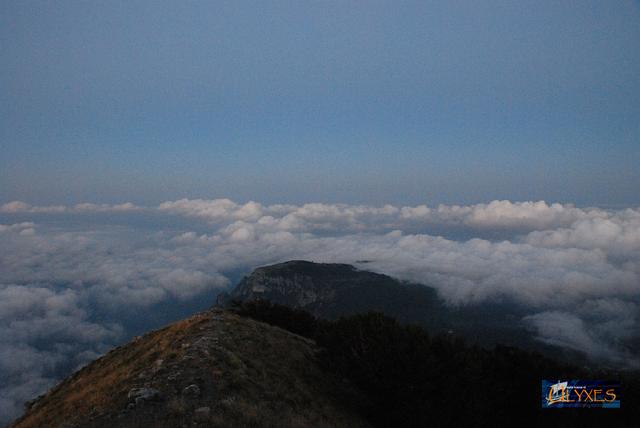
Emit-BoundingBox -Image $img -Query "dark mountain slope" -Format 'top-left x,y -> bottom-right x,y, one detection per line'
235,300 -> 640,428
10,309 -> 370,428
220,260 -> 444,324
218,260 -> 530,347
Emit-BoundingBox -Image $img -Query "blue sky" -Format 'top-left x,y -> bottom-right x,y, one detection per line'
2,1 -> 639,206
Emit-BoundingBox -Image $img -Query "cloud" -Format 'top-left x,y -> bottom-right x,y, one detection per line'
1,198 -> 619,233
0,284 -> 122,426
0,222 -> 34,233
0,219 -> 229,425
525,212 -> 640,256
72,202 -> 143,213
155,198 -> 617,234
158,198 -> 265,223
1,198 -> 640,424
0,201 -> 143,214
523,309 -> 638,368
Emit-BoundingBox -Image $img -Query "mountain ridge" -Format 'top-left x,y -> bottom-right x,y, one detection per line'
9,309 -> 370,428
13,260 -> 636,428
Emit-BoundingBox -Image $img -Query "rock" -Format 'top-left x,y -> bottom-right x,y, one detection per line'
194,406 -> 211,420
215,292 -> 230,307
127,387 -> 162,403
182,384 -> 200,398
24,399 -> 37,411
151,359 -> 165,374
24,393 -> 46,411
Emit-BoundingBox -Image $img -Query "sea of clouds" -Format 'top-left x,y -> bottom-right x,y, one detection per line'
1,198 -> 639,425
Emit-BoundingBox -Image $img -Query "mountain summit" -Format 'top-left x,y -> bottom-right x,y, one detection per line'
218,260 -> 442,322
217,260 -> 457,324
9,309 -> 369,428
218,260 -> 527,347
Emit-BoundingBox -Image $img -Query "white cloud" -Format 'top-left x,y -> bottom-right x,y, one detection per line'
152,198 -> 624,234
0,201 -> 143,214
450,200 -> 589,229
1,201 -> 66,213
1,198 -> 640,423
2,198 -> 624,234
72,202 -> 143,213
0,284 -> 122,426
523,310 -> 638,368
0,222 -> 34,233
525,213 -> 640,256
158,198 -> 264,222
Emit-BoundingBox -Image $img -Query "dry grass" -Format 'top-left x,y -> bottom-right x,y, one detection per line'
10,315 -> 204,428
10,311 -> 369,428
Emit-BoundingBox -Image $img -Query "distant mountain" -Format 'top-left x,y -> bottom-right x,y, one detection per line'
10,310 -> 369,428
218,260 -> 533,348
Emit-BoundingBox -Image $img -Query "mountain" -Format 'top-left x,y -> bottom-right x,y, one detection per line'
219,260 -> 444,323
10,262 -> 640,427
218,260 -> 532,348
9,309 -> 370,428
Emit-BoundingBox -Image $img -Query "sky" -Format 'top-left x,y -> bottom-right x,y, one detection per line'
2,0 -> 639,206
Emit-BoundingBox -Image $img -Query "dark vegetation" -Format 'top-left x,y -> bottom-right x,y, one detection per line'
235,299 -> 640,428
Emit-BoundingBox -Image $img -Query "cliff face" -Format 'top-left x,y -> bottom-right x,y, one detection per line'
10,309 -> 369,428
220,261 -> 359,315
219,260 -> 446,324
220,260 -> 533,349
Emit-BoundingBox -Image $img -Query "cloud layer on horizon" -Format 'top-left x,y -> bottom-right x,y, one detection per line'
1,198 -> 639,425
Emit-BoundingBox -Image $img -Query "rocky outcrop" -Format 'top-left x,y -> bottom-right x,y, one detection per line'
219,260 -> 533,350
219,260 -> 446,323
127,387 -> 162,406
223,261 -> 342,310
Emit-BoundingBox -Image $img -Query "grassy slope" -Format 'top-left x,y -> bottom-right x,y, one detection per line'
10,310 -> 369,428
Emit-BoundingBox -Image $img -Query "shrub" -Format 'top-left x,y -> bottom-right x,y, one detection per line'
236,301 -> 640,428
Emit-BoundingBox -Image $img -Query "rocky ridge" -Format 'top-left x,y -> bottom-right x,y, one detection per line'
10,309 -> 369,428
